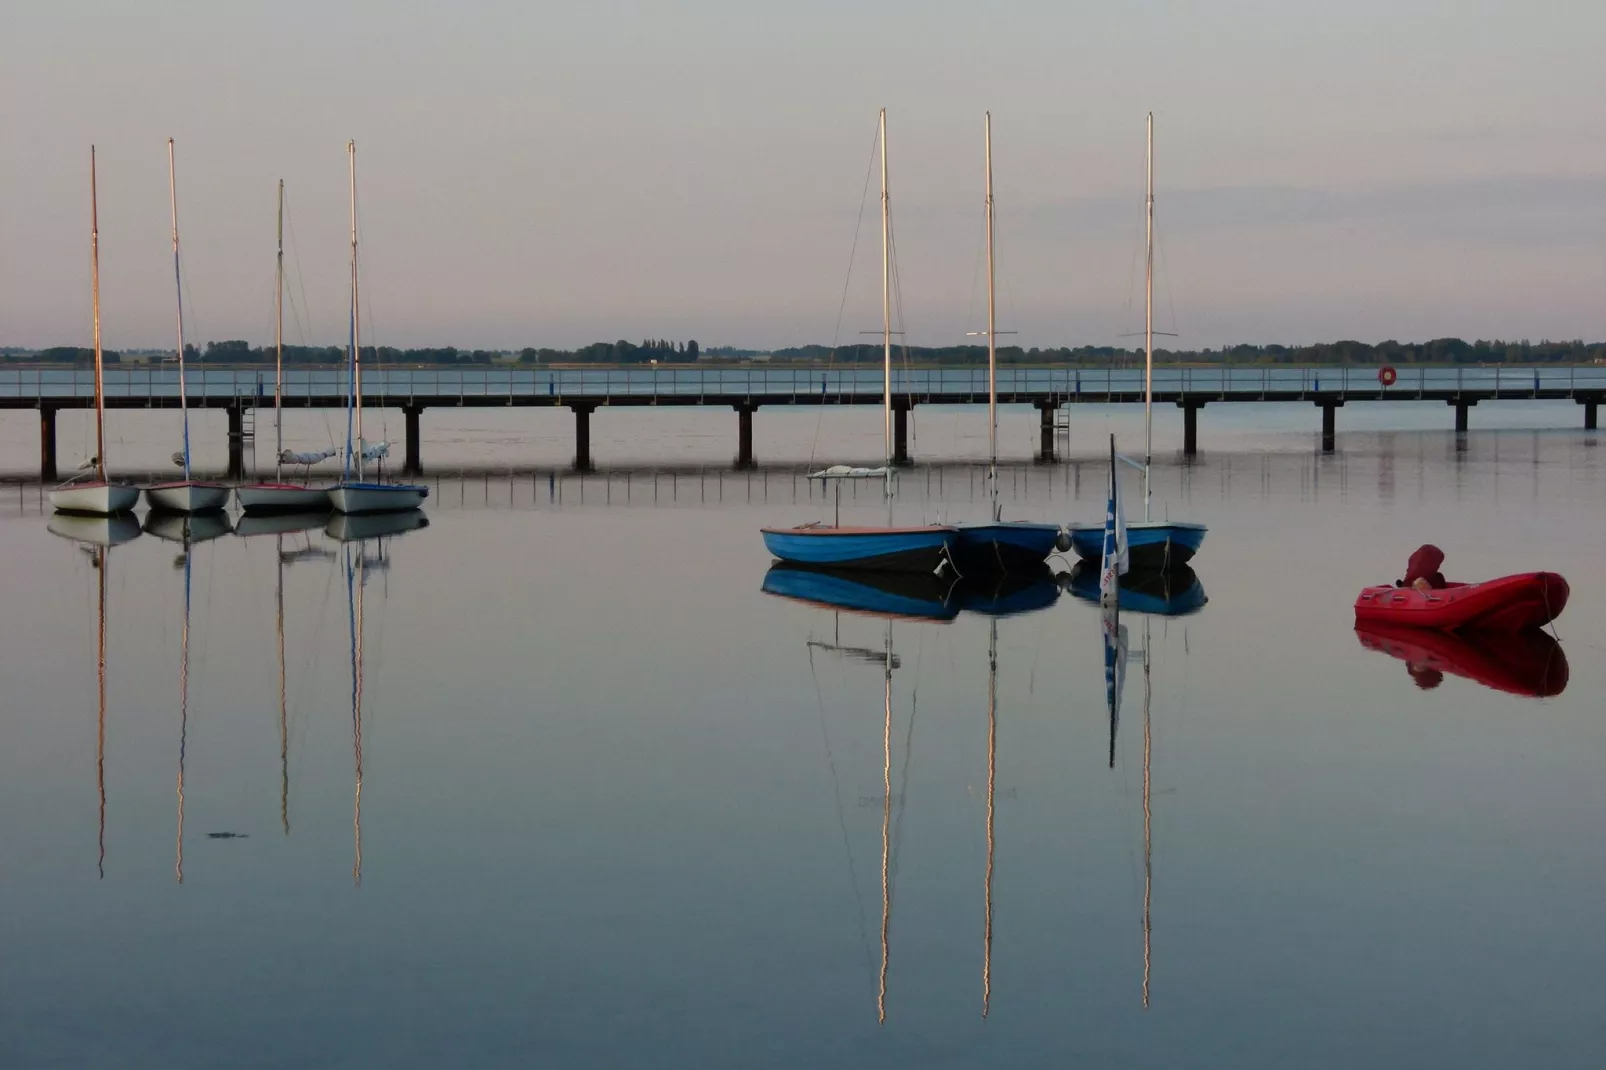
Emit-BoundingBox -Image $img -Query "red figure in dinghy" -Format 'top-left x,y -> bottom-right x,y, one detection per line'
1354,544 -> 1568,632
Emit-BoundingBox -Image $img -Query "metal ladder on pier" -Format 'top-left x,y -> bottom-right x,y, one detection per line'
1053,407 -> 1071,450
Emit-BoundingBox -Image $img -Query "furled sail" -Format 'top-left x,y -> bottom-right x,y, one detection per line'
280,448 -> 338,466
806,464 -> 892,480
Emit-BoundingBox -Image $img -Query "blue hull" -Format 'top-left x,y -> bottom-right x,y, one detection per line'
761,526 -> 957,572
952,521 -> 1063,572
761,564 -> 961,621
1064,563 -> 1208,616
1067,521 -> 1206,570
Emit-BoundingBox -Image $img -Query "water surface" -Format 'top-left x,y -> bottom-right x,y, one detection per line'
0,411 -> 1602,1068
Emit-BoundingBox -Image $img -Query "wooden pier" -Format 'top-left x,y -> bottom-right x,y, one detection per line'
5,364 -> 1603,477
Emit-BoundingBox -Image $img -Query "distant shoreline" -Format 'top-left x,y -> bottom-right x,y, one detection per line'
2,358 -> 1603,371
5,336 -> 1602,368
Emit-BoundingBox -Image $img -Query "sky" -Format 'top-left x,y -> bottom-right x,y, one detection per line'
2,0 -> 1603,352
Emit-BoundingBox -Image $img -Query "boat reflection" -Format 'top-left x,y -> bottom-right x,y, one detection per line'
766,558 -> 1059,1022
957,563 -> 1061,617
762,562 -> 1062,622
763,563 -> 960,622
1354,623 -> 1569,698
54,521 -> 127,877
143,509 -> 234,546
235,510 -> 330,538
1102,608 -> 1162,1007
48,513 -> 143,548
326,509 -> 428,543
1065,562 -> 1206,617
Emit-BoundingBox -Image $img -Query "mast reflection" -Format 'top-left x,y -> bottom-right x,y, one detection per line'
49,514 -> 141,879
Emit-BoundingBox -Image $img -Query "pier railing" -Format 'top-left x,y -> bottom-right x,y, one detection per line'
4,364 -> 1606,402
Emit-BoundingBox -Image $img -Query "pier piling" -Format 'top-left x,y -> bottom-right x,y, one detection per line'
1180,400 -> 1205,456
1319,400 -> 1342,453
1450,398 -> 1476,433
404,404 -> 423,474
892,399 -> 910,466
571,403 -> 596,470
1035,400 -> 1057,461
734,402 -> 756,468
1581,395 -> 1599,430
226,403 -> 245,479
39,405 -> 57,481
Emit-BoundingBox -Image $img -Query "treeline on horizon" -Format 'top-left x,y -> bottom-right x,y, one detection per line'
8,336 -> 1605,367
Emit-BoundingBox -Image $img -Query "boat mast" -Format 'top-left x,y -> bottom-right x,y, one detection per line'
880,109 -> 892,501
346,140 -> 362,483
168,138 -> 192,480
1143,113 -> 1154,522
985,113 -> 999,521
90,148 -> 107,483
275,180 -> 285,481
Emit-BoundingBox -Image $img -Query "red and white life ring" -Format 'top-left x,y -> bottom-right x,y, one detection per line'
1378,366 -> 1398,387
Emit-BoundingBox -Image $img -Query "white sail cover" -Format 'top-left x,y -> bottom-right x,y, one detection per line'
359,440 -> 390,461
280,448 -> 338,466
806,464 -> 892,480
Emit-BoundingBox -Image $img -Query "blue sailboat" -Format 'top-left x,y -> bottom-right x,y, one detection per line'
1067,114 -> 1206,570
759,110 -> 956,574
952,113 -> 1066,573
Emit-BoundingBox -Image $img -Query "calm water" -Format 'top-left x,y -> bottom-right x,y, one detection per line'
1,405 -> 1603,1068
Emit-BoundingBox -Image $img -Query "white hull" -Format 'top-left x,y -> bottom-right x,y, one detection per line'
236,484 -> 332,513
146,481 -> 231,513
328,484 -> 427,515
49,481 -> 141,516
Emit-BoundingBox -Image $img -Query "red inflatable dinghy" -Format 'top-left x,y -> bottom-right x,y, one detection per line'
1354,572 -> 1568,632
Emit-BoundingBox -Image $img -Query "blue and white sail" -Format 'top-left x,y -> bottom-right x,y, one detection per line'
1098,436 -> 1129,606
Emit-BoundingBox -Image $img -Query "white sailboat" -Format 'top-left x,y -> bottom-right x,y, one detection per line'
50,147 -> 141,517
953,112 -> 1067,573
145,138 -> 230,514
327,140 -> 428,515
237,180 -> 338,513
1069,114 -> 1206,568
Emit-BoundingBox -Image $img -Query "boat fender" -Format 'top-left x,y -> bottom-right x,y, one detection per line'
1055,525 -> 1073,553
1378,366 -> 1397,386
